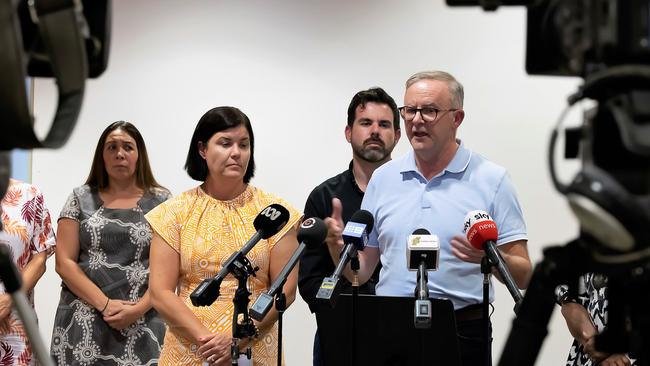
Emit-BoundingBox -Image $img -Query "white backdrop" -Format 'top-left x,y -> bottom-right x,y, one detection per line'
29,0 -> 583,364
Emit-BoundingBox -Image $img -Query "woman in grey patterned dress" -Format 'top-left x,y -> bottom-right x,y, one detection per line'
50,121 -> 170,365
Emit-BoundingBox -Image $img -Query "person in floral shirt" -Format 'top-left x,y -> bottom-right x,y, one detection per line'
0,179 -> 56,365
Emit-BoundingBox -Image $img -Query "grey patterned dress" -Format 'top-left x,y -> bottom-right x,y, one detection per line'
50,185 -> 170,366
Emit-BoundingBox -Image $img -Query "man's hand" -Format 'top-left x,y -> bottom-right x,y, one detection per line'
198,333 -> 232,366
450,235 -> 484,264
324,198 -> 345,250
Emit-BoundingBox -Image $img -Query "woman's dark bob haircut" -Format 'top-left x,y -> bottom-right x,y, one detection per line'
85,121 -> 163,191
185,106 -> 256,183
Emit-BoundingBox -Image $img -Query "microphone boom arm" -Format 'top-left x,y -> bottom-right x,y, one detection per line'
485,243 -> 523,313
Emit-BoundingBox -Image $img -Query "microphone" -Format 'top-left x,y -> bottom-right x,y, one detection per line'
190,204 -> 291,306
407,228 -> 439,329
316,210 -> 374,307
249,217 -> 328,321
463,210 -> 523,307
407,228 -> 440,271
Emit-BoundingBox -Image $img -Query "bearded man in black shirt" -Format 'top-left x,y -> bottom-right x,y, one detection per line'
298,87 -> 401,366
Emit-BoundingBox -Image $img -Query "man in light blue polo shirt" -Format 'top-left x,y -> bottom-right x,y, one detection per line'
325,70 -> 532,366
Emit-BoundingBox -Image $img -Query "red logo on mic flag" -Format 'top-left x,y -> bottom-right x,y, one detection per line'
463,210 -> 498,250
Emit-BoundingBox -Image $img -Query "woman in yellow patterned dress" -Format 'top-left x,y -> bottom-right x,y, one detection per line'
147,106 -> 301,366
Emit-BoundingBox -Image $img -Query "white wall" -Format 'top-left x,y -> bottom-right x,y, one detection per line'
30,0 -> 583,364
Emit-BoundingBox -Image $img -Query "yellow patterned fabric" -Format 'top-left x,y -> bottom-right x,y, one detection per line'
145,185 -> 301,366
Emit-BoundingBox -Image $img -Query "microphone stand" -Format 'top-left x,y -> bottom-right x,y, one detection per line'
229,255 -> 259,365
487,246 -> 523,313
481,256 -> 492,366
480,248 -> 523,366
350,250 -> 360,366
414,261 -> 432,329
274,284 -> 287,366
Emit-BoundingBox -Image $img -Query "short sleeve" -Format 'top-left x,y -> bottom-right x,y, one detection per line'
153,187 -> 172,202
59,190 -> 81,222
265,199 -> 302,250
491,172 -> 527,245
145,199 -> 182,253
361,176 -> 379,248
162,190 -> 172,201
31,190 -> 56,255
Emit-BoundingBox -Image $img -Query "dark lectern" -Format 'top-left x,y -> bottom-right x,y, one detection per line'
316,294 -> 461,366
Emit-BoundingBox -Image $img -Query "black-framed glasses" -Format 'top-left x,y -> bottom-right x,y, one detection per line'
398,106 -> 458,122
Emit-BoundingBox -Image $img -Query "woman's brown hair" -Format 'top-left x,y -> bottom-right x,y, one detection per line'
85,121 -> 164,191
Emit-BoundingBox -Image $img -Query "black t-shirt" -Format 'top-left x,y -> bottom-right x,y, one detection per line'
298,161 -> 381,313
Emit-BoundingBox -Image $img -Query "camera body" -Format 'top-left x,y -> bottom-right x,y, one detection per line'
448,0 -> 650,77
447,1 -> 650,364
526,0 -> 650,77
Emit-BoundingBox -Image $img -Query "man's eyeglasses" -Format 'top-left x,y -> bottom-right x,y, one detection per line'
398,106 -> 458,122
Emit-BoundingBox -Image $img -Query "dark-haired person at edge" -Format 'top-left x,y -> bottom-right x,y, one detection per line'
298,87 -> 401,365
1,179 -> 56,365
147,106 -> 302,366
325,71 -> 532,366
50,121 -> 170,365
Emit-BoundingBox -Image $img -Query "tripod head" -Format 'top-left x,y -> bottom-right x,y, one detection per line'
551,66 -> 650,258
446,0 -> 650,363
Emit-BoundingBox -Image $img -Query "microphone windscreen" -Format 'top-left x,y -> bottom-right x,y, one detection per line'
463,210 -> 498,250
297,217 -> 328,245
349,209 -> 374,232
412,228 -> 431,235
254,204 -> 291,239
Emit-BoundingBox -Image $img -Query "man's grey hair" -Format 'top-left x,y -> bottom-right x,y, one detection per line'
405,71 -> 464,108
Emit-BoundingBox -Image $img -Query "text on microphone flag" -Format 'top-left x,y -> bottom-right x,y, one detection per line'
463,210 -> 498,249
462,210 -> 493,234
261,205 -> 283,220
344,222 -> 366,236
342,221 -> 369,248
254,203 -> 290,239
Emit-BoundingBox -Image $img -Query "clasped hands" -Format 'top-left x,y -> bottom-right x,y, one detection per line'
198,333 -> 253,366
582,335 -> 632,366
101,299 -> 143,330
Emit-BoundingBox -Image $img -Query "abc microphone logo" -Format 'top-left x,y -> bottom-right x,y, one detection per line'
261,205 -> 283,221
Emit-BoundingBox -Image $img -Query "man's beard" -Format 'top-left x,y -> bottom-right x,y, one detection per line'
352,139 -> 393,163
